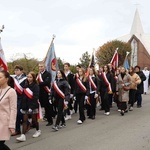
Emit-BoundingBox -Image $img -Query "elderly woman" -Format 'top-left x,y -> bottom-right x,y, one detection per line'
116,66 -> 131,116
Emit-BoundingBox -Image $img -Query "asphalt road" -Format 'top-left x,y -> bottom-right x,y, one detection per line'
7,90 -> 150,150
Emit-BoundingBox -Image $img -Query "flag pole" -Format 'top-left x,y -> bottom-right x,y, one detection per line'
43,34 -> 56,63
0,25 -> 4,34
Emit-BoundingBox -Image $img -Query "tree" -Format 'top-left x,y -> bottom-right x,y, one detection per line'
96,40 -> 131,66
57,57 -> 64,70
79,51 -> 91,69
8,54 -> 39,74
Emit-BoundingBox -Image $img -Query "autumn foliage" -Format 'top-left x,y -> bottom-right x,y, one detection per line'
96,40 -> 131,66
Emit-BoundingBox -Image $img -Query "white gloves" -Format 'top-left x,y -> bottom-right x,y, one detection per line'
28,108 -> 32,113
49,99 -> 52,104
20,109 -> 24,113
94,93 -> 98,98
70,94 -> 73,98
85,96 -> 88,100
64,101 -> 68,105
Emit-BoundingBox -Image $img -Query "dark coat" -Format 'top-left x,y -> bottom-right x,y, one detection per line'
66,72 -> 75,94
38,70 -> 51,106
99,72 -> 115,93
136,71 -> 146,94
21,83 -> 39,110
50,78 -> 70,101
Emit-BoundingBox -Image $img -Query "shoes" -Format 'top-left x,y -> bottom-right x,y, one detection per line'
70,110 -> 75,115
91,116 -> 95,120
65,115 -> 72,121
16,134 -> 26,142
59,123 -> 66,128
11,131 -> 21,136
118,109 -> 121,112
137,105 -> 142,108
99,108 -> 104,111
129,107 -> 133,111
52,125 -> 59,131
77,120 -> 83,124
46,122 -> 53,126
104,112 -> 110,116
120,110 -> 124,116
32,130 -> 41,138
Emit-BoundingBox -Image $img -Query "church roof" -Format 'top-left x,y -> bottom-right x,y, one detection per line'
117,8 -> 150,55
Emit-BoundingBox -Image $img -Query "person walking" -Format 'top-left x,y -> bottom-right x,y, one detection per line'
128,66 -> 141,111
116,66 -> 131,116
74,67 -> 90,124
0,71 -> 17,150
12,65 -> 26,136
134,66 -> 146,108
50,70 -> 70,131
37,62 -> 54,126
16,72 -> 41,142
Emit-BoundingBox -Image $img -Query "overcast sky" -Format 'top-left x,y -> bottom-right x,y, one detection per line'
0,0 -> 150,65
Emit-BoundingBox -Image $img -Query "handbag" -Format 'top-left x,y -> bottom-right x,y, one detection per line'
123,85 -> 130,91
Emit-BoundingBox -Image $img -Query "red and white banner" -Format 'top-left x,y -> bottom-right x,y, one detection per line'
110,49 -> 118,70
37,74 -> 51,93
88,76 -> 97,90
101,72 -> 112,93
0,38 -> 8,71
76,77 -> 87,93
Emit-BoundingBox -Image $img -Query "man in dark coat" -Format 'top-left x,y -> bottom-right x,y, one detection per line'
134,65 -> 146,107
38,62 -> 54,126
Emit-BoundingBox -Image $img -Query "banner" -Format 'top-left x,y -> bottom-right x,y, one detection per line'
0,38 -> 8,71
44,39 -> 59,84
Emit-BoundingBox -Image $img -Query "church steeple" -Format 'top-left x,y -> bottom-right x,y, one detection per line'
130,8 -> 144,36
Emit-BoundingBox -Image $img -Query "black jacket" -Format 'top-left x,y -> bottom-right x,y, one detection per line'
50,78 -> 70,101
38,70 -> 51,106
136,71 -> 146,94
21,83 -> 39,110
66,72 -> 75,94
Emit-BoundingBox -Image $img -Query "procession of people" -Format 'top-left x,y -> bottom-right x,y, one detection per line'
0,58 -> 149,149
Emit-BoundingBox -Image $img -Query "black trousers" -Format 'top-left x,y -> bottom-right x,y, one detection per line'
120,102 -> 127,111
129,89 -> 136,107
76,93 -> 86,122
87,93 -> 96,117
44,101 -> 54,124
101,91 -> 110,112
55,99 -> 65,126
0,141 -> 10,150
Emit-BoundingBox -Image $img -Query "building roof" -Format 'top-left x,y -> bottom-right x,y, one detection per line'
117,9 -> 150,55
